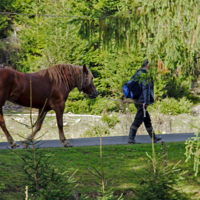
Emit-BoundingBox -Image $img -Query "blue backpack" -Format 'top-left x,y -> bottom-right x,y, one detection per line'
123,75 -> 142,98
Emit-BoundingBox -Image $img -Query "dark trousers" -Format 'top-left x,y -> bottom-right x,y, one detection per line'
131,104 -> 152,130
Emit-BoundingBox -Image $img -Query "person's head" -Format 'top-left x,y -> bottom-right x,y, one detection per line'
142,59 -> 149,69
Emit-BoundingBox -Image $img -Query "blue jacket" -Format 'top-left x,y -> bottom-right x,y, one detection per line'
132,68 -> 154,105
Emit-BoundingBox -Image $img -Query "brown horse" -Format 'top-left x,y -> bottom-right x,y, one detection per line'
0,64 -> 98,148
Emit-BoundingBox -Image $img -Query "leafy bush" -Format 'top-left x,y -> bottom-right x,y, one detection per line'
65,89 -> 121,114
154,77 -> 168,100
83,113 -> 119,138
101,113 -> 119,128
166,78 -> 193,100
159,97 -> 192,115
65,98 -> 91,114
90,99 -> 120,114
83,124 -> 110,138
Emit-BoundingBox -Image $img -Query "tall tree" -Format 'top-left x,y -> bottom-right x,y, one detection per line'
76,0 -> 200,77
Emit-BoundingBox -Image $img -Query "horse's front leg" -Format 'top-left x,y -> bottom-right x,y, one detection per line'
0,109 -> 19,148
55,104 -> 73,147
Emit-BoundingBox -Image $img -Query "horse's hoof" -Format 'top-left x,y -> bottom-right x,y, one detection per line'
62,140 -> 73,148
10,141 -> 19,149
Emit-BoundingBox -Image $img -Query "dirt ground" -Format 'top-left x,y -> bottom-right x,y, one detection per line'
0,104 -> 200,143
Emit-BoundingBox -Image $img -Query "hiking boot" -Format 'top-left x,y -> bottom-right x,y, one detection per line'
128,139 -> 141,144
154,135 -> 162,143
128,126 -> 141,144
146,127 -> 162,143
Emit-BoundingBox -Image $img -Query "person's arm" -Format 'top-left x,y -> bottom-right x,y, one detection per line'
142,80 -> 150,106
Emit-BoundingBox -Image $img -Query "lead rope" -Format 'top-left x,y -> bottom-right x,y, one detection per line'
81,92 -> 144,105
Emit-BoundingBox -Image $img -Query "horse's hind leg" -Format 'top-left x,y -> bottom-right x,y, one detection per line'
23,109 -> 47,149
54,104 -> 73,147
0,108 -> 19,148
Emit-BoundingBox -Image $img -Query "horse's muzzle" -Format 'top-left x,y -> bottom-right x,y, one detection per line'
89,91 -> 99,99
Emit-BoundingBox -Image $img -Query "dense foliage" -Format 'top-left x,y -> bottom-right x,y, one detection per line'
0,0 -> 200,114
78,0 -> 200,76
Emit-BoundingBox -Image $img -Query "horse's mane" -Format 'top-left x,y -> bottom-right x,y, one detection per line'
37,64 -> 83,90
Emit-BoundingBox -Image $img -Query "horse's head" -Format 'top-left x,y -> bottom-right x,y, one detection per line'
79,64 -> 99,99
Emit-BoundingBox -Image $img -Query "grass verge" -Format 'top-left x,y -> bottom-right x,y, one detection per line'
0,142 -> 200,199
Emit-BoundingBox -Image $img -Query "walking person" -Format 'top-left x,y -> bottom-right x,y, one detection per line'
128,59 -> 162,144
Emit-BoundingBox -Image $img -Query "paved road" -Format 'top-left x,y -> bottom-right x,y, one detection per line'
0,132 -> 198,150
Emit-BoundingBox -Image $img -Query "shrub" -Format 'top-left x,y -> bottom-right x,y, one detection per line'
154,76 -> 168,100
64,98 -> 91,114
83,124 -> 110,138
166,79 -> 192,100
101,113 -> 119,128
159,97 -> 192,115
65,91 -> 120,115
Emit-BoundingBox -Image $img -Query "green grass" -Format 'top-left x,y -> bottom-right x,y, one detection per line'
0,142 -> 200,199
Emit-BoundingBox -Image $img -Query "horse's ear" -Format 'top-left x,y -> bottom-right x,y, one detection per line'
83,64 -> 88,74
